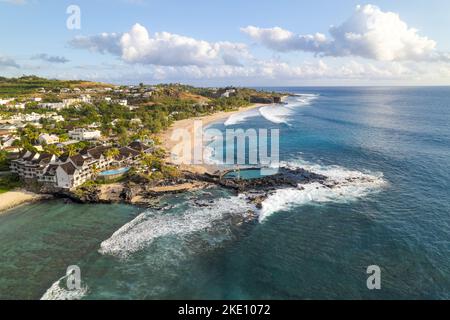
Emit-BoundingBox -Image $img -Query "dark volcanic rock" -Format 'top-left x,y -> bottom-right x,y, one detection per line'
186,167 -> 326,193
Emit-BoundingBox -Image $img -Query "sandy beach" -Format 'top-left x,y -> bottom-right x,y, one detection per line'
160,103 -> 266,174
0,190 -> 49,214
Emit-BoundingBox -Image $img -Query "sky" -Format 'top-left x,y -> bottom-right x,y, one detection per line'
1,0 -> 450,86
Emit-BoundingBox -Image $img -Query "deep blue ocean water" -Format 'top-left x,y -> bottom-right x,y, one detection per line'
0,87 -> 449,299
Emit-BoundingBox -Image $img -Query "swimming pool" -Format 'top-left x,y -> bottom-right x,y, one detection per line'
223,168 -> 275,180
98,167 -> 130,176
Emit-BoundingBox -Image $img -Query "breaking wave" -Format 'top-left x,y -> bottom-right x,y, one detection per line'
259,94 -> 319,124
99,195 -> 253,259
224,107 -> 260,126
258,105 -> 294,124
259,159 -> 387,222
224,94 -> 319,126
40,274 -> 88,300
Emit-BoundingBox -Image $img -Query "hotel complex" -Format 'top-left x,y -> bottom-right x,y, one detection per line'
10,142 -> 152,189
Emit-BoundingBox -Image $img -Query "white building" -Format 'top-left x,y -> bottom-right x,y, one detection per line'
12,103 -> 26,109
51,115 -> 65,122
0,98 -> 14,105
11,142 -> 151,189
38,134 -> 59,145
39,102 -> 65,111
68,128 -> 102,141
0,124 -> 18,133
62,98 -> 84,107
115,99 -> 128,106
11,112 -> 42,122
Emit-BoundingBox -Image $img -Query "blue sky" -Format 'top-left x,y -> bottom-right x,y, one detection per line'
1,0 -> 449,85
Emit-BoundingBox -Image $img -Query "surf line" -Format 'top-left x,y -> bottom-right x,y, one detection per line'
178,304 -> 213,318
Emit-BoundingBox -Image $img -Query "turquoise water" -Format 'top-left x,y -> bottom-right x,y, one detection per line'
223,168 -> 267,180
99,167 -> 130,176
0,87 -> 449,299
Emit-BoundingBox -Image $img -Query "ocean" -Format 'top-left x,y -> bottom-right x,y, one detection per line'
0,87 -> 449,299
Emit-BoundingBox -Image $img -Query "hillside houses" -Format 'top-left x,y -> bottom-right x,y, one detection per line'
10,142 -> 153,189
8,112 -> 64,123
37,95 -> 91,110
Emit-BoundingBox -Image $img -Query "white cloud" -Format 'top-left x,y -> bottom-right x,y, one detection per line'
69,32 -> 123,55
0,0 -> 27,5
31,53 -> 69,63
0,55 -> 19,68
136,56 -> 450,86
242,26 -> 328,53
242,4 -> 441,62
70,23 -> 250,67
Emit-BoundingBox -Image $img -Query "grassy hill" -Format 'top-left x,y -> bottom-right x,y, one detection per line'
0,76 -> 110,98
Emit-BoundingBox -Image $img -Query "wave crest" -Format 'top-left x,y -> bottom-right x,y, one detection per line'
259,159 -> 387,222
41,274 -> 88,300
99,195 -> 253,258
224,94 -> 319,126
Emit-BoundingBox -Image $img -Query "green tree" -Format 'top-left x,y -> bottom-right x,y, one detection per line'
65,144 -> 78,156
105,148 -> 120,160
43,144 -> 62,156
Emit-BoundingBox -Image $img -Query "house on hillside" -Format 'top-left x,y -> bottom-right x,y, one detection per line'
38,134 -> 59,145
68,128 -> 102,141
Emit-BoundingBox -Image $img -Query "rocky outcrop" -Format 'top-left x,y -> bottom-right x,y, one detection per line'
55,166 -> 327,211
184,167 -> 326,193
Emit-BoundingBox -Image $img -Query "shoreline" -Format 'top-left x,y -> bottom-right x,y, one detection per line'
160,102 -> 267,174
0,100 -> 284,211
0,190 -> 52,214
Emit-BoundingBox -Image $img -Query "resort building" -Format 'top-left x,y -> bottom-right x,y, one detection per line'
10,142 -> 152,189
10,152 -> 56,180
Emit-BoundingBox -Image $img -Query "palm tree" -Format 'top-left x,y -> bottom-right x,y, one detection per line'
44,144 -> 62,157
91,164 -> 101,179
12,139 -> 24,153
22,126 -> 39,144
66,144 -> 78,156
105,148 -> 120,160
59,134 -> 69,143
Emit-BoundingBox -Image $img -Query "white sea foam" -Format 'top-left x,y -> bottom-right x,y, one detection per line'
258,105 -> 294,124
259,159 -> 387,222
224,107 -> 260,126
40,274 -> 88,300
99,195 -> 252,258
224,93 -> 319,126
258,94 -> 319,124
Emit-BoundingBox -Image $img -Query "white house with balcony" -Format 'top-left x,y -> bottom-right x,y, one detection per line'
68,128 -> 102,141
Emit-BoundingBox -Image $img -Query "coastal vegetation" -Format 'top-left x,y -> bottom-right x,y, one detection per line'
0,150 -> 9,171
0,173 -> 21,194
